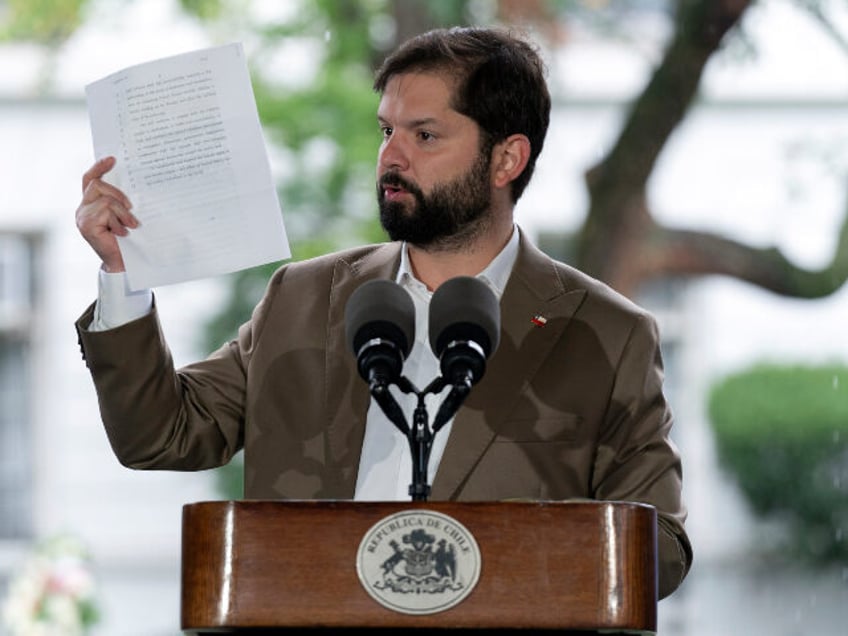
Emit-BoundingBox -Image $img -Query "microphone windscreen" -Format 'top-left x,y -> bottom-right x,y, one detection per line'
429,276 -> 500,358
345,279 -> 416,357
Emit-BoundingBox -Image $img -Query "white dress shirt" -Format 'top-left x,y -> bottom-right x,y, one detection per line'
89,228 -> 520,501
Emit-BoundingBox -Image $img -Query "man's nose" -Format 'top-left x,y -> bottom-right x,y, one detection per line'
379,133 -> 410,172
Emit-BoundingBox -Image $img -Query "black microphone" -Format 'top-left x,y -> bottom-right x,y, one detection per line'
429,276 -> 501,389
345,279 -> 415,392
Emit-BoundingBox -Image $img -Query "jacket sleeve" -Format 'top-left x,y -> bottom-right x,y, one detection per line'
75,297 -> 251,471
591,312 -> 693,599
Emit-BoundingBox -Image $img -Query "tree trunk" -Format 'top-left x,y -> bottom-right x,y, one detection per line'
575,0 -> 752,295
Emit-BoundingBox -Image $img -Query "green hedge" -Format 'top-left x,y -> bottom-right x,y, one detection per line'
708,363 -> 848,563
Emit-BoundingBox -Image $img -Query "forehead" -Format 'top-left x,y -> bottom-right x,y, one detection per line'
376,71 -> 459,122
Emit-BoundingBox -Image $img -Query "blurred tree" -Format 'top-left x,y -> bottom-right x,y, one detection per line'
0,0 -> 92,90
0,0 -> 90,45
575,0 -> 848,297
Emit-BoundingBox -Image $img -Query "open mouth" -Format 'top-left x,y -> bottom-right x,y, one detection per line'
382,183 -> 408,201
379,174 -> 414,202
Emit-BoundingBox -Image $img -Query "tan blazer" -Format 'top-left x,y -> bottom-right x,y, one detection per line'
76,232 -> 692,597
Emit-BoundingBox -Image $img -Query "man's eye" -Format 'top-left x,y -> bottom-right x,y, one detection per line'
381,127 -> 393,138
418,131 -> 434,141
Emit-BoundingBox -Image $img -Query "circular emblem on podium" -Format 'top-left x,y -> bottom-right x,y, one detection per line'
356,509 -> 481,615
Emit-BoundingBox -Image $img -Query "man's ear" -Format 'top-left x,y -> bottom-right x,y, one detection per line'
491,134 -> 531,190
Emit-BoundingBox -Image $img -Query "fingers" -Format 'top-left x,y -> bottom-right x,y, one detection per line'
75,194 -> 131,272
97,199 -> 135,236
76,192 -> 138,236
76,158 -> 140,273
81,156 -> 115,192
79,156 -> 138,231
81,156 -> 133,211
81,179 -> 138,228
106,198 -> 138,235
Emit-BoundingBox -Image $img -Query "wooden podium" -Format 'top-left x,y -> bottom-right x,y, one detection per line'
181,500 -> 657,634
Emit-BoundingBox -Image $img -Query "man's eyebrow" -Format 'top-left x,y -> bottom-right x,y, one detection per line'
377,115 -> 441,128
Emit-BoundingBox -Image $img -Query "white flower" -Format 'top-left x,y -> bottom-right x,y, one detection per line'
1,535 -> 99,636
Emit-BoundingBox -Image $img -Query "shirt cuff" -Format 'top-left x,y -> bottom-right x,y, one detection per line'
90,268 -> 153,332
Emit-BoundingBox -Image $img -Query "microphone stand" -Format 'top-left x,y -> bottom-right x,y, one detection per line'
370,375 -> 468,502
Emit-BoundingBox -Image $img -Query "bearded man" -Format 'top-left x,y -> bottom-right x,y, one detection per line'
75,26 -> 692,599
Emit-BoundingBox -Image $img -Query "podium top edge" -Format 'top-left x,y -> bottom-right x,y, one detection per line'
181,499 -> 657,512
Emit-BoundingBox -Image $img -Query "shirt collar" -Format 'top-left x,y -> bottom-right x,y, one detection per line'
395,225 -> 519,300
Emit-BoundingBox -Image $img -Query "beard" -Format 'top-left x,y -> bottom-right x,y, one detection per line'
377,149 -> 492,250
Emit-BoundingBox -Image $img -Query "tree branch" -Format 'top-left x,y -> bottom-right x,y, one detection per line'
576,0 -> 752,283
650,191 -> 848,298
795,0 -> 848,56
586,0 -> 751,198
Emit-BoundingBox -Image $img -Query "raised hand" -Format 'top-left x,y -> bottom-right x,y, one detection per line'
75,156 -> 138,273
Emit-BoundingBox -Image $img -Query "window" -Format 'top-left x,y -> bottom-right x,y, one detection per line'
0,234 -> 36,540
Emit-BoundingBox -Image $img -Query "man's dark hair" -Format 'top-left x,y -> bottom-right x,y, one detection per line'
374,27 -> 551,202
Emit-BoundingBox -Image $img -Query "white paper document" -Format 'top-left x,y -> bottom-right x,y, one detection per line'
85,42 -> 290,290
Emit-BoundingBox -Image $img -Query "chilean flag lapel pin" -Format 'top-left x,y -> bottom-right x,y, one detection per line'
531,314 -> 548,327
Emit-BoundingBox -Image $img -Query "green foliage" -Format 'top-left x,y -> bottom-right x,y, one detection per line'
0,0 -> 90,45
178,0 -> 224,21
708,363 -> 848,563
245,2 -> 396,235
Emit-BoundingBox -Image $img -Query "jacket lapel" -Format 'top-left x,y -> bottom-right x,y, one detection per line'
430,234 -> 587,500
